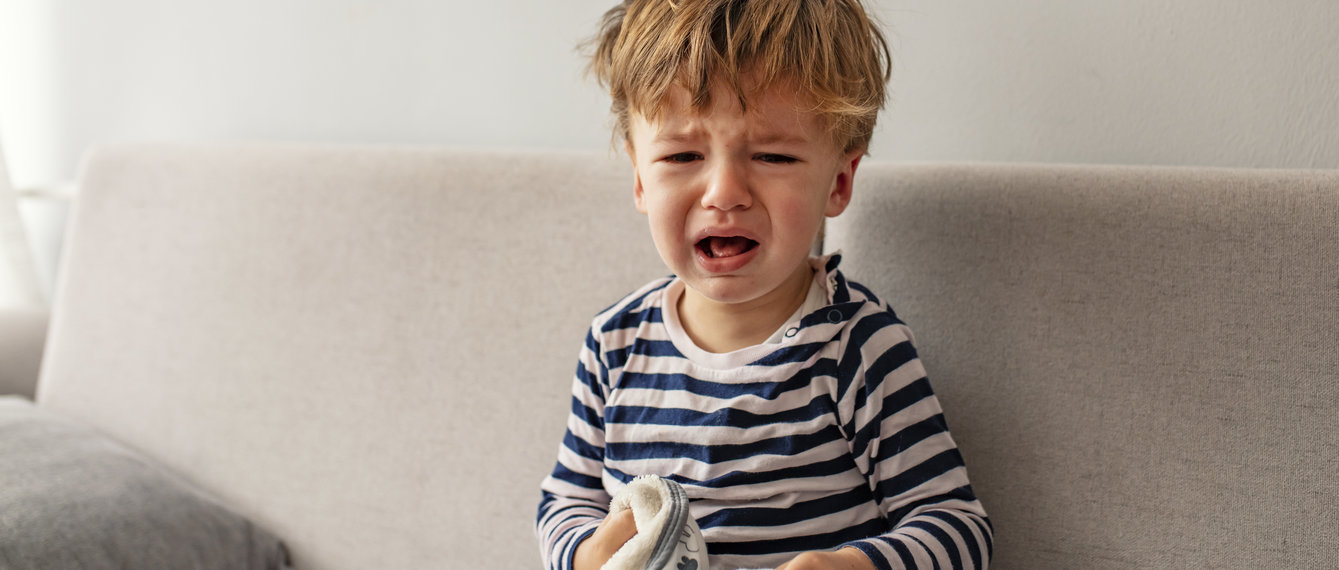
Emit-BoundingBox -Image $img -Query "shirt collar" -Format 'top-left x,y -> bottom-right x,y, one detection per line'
816,251 -> 849,305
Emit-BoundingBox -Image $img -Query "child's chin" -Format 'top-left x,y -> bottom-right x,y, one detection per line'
683,277 -> 768,306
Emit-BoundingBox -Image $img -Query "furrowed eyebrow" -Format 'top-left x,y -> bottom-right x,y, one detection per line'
650,130 -> 702,145
650,131 -> 808,147
751,130 -> 809,146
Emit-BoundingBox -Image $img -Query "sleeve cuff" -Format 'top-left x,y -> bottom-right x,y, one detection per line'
563,524 -> 601,570
844,538 -> 897,570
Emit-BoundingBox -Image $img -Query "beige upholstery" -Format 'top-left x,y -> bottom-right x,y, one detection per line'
827,163 -> 1339,568
39,144 -> 664,569
36,146 -> 1338,568
0,308 -> 47,398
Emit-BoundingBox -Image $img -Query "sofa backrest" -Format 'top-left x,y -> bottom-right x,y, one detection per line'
39,144 -> 666,569
827,163 -> 1339,568
41,146 -> 1339,569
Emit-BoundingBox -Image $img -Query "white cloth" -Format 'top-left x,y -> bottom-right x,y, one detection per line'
603,476 -> 710,570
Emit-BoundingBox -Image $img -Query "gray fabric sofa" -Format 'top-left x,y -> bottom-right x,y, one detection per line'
1,143 -> 1335,568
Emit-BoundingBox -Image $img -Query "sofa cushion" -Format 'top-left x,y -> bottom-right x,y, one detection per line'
37,144 -> 667,569
0,396 -> 289,570
827,163 -> 1339,568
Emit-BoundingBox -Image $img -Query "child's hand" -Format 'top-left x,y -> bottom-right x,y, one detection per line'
573,508 -> 638,570
775,547 -> 876,570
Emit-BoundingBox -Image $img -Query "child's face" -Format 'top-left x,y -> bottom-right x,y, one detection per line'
626,77 -> 862,308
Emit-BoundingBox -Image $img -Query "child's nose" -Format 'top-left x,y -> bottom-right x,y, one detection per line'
700,161 -> 752,211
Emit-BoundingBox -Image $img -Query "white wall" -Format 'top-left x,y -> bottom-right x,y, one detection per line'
3,0 -> 1339,295
1,0 -> 619,187
873,1 -> 1339,167
7,0 -> 1339,183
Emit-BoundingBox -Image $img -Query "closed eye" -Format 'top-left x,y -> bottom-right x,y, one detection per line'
661,152 -> 702,164
756,153 -> 798,164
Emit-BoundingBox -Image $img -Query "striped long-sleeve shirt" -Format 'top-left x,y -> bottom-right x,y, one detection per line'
537,255 -> 992,570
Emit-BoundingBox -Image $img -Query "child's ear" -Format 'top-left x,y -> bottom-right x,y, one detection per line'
626,141 -> 649,214
825,149 -> 863,217
633,171 -> 649,214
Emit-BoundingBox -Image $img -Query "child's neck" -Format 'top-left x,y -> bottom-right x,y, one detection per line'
677,265 -> 815,354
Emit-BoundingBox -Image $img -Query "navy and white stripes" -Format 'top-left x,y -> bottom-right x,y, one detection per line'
537,256 -> 991,569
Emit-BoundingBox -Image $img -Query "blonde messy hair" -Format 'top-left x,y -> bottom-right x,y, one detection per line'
587,0 -> 892,154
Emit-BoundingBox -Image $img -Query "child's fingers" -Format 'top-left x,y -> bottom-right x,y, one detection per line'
600,508 -> 639,545
576,510 -> 642,570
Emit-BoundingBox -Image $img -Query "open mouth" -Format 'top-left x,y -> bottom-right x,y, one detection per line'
697,236 -> 759,259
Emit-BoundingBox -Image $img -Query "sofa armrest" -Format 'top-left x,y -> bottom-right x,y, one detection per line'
0,308 -> 47,399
